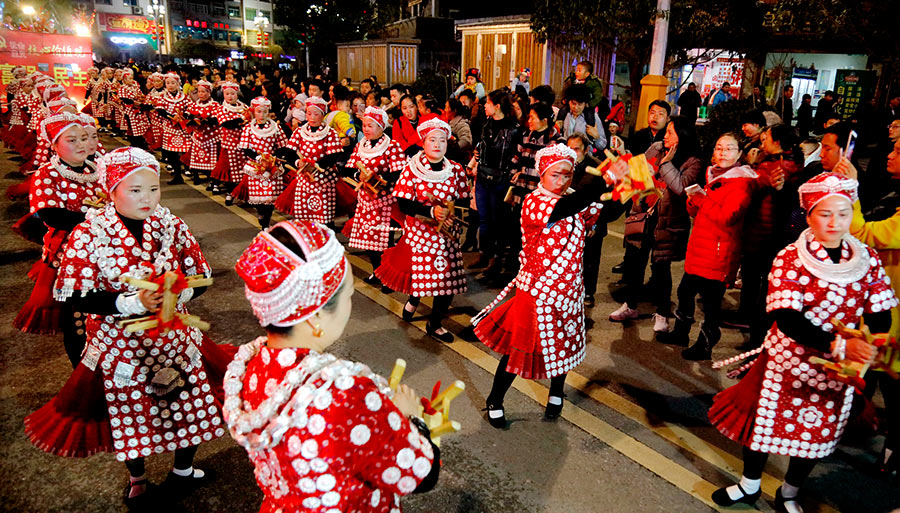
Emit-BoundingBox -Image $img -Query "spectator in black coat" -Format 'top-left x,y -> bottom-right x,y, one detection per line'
677,82 -> 702,121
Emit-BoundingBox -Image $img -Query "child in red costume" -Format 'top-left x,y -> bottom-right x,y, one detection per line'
227,219 -> 441,512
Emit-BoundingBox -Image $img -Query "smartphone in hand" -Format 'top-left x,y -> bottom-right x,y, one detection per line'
685,183 -> 705,196
845,130 -> 858,161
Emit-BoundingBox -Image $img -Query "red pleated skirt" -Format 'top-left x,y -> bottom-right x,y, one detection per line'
6,179 -> 30,200
11,212 -> 47,245
24,336 -> 237,458
374,238 -> 413,295
474,291 -> 548,380
708,354 -> 768,446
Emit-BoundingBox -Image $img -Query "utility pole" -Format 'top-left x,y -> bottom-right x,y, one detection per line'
635,0 -> 671,130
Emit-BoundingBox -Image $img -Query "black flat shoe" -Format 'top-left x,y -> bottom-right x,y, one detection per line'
224,195 -> 234,206
544,395 -> 565,420
123,479 -> 156,510
711,484 -> 762,507
426,323 -> 454,343
402,300 -> 417,322
774,487 -> 801,513
611,261 -> 625,274
363,274 -> 382,287
380,285 -> 393,294
483,403 -> 507,429
167,176 -> 184,185
163,468 -> 213,499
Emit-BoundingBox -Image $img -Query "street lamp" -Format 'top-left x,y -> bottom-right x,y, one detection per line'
21,5 -> 35,16
148,0 -> 166,63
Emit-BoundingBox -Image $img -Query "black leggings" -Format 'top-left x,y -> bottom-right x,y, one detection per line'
675,272 -> 727,337
256,204 -> 275,229
407,294 -> 453,328
161,149 -> 183,175
62,306 -> 86,368
487,354 -> 566,406
126,135 -> 147,149
366,250 -> 382,273
124,445 -> 198,477
741,446 -> 817,486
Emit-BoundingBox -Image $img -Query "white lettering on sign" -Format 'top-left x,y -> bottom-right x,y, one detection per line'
110,36 -> 147,46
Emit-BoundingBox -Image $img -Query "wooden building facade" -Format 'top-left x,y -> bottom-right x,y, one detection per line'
456,16 -> 615,98
336,39 -> 420,85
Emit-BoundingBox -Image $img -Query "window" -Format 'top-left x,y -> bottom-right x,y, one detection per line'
229,31 -> 242,43
227,6 -> 240,18
245,8 -> 256,21
97,0 -> 112,5
213,29 -> 226,41
122,0 -> 138,6
189,3 -> 208,15
212,4 -> 226,16
258,10 -> 270,20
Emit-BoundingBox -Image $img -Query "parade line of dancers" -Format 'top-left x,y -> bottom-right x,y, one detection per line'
4,66 -> 899,513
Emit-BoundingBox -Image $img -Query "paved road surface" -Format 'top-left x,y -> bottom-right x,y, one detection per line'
1,135 -> 898,512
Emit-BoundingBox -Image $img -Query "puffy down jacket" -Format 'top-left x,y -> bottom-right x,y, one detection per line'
684,165 -> 759,282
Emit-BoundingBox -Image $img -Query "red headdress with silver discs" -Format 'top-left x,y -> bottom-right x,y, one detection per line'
363,106 -> 388,129
305,95 -> 328,115
47,97 -> 78,114
235,220 -> 348,327
196,80 -> 213,91
416,117 -> 451,140
798,172 -> 858,212
97,147 -> 161,192
164,72 -> 181,84
121,68 -> 134,78
42,83 -> 67,103
535,143 -> 577,176
249,96 -> 271,114
220,81 -> 240,92
40,112 -> 83,145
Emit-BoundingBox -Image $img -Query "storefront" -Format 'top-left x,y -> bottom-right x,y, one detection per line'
763,52 -> 873,119
98,13 -> 162,62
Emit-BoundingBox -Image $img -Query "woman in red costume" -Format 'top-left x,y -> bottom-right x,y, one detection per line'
343,106 -> 408,285
227,219 -> 440,512
154,72 -> 193,185
473,143 -> 622,426
144,72 -> 166,151
238,96 -> 292,229
708,173 -> 897,511
25,147 -> 234,508
210,80 -> 247,200
183,79 -> 222,187
117,68 -> 151,149
14,113 -> 105,365
374,117 -> 470,342
277,96 -> 344,225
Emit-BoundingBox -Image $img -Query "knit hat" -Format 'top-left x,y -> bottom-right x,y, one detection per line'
235,220 -> 347,327
97,147 -> 161,192
798,172 -> 858,212
535,144 -> 577,176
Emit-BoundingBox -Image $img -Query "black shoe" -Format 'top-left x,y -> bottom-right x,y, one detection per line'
682,339 -> 712,360
123,479 -> 156,510
657,313 -> 693,347
205,182 -> 215,191
224,195 -> 234,206
402,300 -> 417,322
363,273 -> 382,287
426,323 -> 454,343
774,487 -> 801,513
182,169 -> 193,178
611,261 -> 625,274
380,285 -> 393,294
544,395 -> 565,420
167,176 -> 184,185
212,186 -> 225,195
583,295 -> 595,308
711,484 -> 762,507
483,403 -> 508,429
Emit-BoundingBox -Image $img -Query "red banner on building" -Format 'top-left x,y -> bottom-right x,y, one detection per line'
0,30 -> 93,106
99,13 -> 154,34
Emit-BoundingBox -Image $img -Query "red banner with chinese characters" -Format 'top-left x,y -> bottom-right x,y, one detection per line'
0,30 -> 93,107
99,13 -> 154,34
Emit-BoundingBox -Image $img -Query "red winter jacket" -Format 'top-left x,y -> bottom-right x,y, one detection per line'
392,113 -> 438,153
684,165 -> 759,282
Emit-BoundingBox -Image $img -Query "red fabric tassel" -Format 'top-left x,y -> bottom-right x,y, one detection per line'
708,355 -> 767,446
340,217 -> 354,238
14,260 -> 63,334
210,146 -> 231,182
11,212 -> 47,245
274,177 -> 298,214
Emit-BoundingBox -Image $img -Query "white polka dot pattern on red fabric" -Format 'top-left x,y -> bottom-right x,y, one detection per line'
346,138 -> 408,251
185,100 -> 221,171
282,126 -> 343,223
742,237 -> 899,458
238,121 -> 289,205
226,344 -> 436,513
